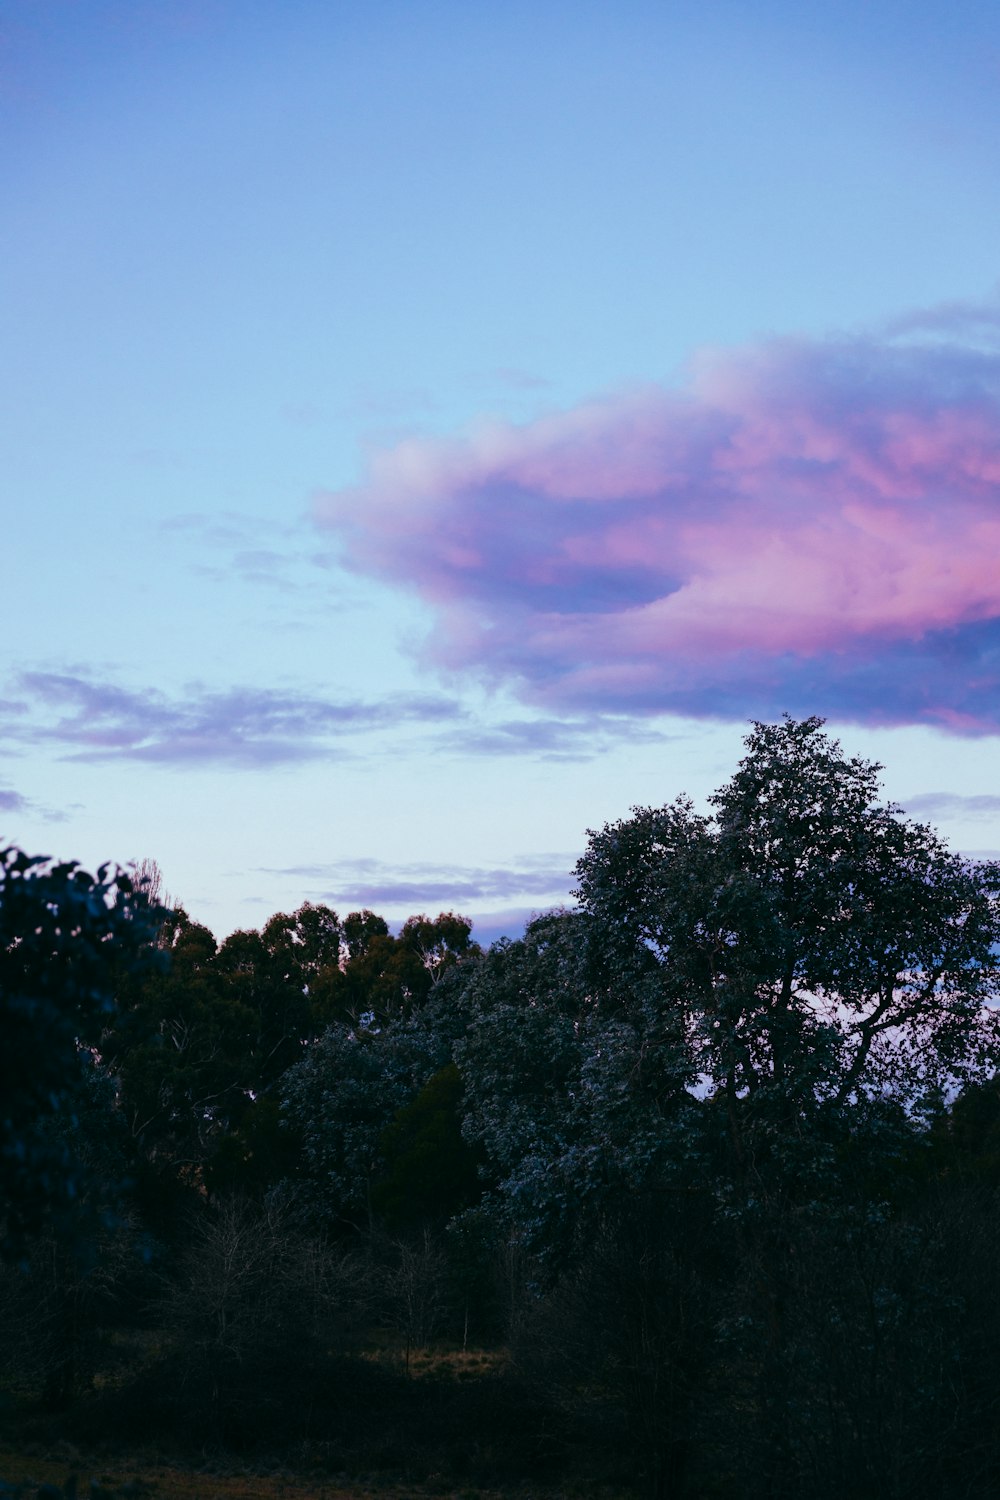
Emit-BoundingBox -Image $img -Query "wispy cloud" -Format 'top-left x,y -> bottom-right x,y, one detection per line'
161,510 -> 347,598
259,853 -> 577,911
1,670 -> 665,771
882,293 -> 1000,345
317,308 -> 1000,732
443,714 -> 673,761
902,791 -> 1000,819
0,783 -> 69,825
2,671 -> 464,768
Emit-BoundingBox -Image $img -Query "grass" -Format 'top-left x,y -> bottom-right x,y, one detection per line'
361,1344 -> 506,1381
0,1443 -> 632,1500
0,1446 -> 514,1499
0,1341 -> 635,1500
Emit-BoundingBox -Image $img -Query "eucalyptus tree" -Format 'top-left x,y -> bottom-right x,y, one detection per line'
456,909 -> 701,1262
459,719 -> 1000,1234
280,958 -> 479,1236
456,719 -> 1000,1499
333,910 -> 480,1026
576,716 -> 1000,1172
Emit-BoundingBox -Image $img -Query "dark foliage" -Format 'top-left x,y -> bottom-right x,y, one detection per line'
0,848 -> 163,1255
3,721 -> 1000,1499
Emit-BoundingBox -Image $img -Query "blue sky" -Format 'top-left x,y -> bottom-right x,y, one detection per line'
4,0 -> 1000,940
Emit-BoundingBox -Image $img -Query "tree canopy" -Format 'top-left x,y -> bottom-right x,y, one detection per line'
0,847 -> 163,1252
460,718 -> 1000,1255
580,716 -> 1000,1112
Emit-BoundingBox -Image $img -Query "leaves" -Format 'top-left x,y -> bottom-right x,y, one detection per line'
0,846 -> 164,1253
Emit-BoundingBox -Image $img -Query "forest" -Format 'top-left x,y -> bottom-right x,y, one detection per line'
2,718 -> 1000,1500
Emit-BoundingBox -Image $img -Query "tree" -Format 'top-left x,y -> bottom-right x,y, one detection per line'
372,1062 -> 482,1231
129,856 -> 175,933
334,911 -> 480,1026
104,902 -> 344,1207
457,908 -> 700,1264
0,845 -> 163,1253
576,716 -> 1000,1152
455,719 -> 1000,1498
102,908 -> 230,1199
455,910 -> 711,1494
280,1017 -> 447,1234
153,1192 -> 375,1444
574,718 -> 1000,1497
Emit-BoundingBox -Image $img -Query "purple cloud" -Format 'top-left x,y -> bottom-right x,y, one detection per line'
260,854 -> 577,910
903,792 -> 1000,819
316,313 -> 1000,731
444,714 -> 673,761
0,785 -> 69,825
258,855 -> 575,946
465,907 -> 555,946
4,671 -> 464,768
3,671 -> 665,770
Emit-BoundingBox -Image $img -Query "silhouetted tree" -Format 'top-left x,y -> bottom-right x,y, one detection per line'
457,719 -> 1000,1497
0,845 -> 162,1254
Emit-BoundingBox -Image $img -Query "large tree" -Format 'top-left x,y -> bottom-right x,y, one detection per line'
456,719 -> 1000,1499
576,716 -> 1000,1148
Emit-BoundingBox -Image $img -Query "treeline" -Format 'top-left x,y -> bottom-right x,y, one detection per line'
3,718 -> 1000,1499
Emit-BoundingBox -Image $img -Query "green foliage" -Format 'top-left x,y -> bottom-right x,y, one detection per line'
280,1014 -> 453,1232
103,894 -> 482,1214
458,720 -> 1000,1264
577,715 -> 1000,1153
454,719 -> 1000,1495
334,910 -> 480,1026
279,923 -> 483,1234
104,902 -> 344,1203
456,908 -> 703,1264
373,1063 -> 482,1230
0,846 -> 162,1253
7,724 -> 1000,1497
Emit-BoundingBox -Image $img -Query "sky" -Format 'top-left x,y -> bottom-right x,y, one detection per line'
4,0 -> 1000,943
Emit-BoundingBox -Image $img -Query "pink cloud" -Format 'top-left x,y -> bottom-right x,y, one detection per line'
316,321 -> 1000,730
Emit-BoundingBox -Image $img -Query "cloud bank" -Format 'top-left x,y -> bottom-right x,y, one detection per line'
903,792 -> 1000,819
259,854 -> 576,943
317,312 -> 1000,731
439,712 -> 673,761
3,672 -> 464,768
1,672 -> 669,769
